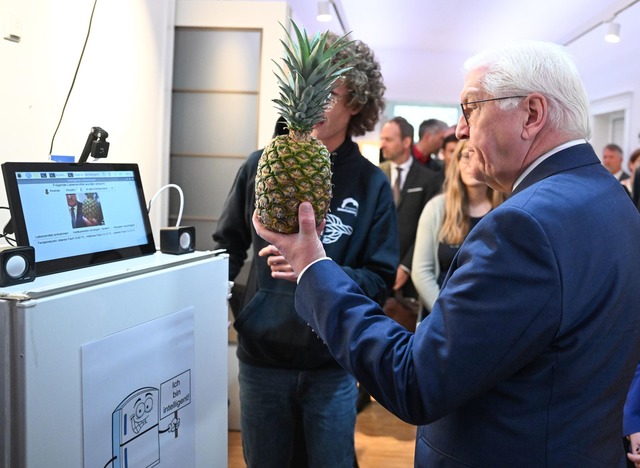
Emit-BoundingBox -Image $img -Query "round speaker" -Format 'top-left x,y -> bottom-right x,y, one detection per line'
6,253 -> 29,278
0,245 -> 36,286
179,231 -> 193,250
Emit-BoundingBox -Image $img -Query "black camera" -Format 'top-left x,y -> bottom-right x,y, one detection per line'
78,126 -> 110,163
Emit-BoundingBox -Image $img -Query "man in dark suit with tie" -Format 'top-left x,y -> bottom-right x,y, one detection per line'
602,143 -> 630,181
252,40 -> 640,466
379,116 -> 441,306
66,193 -> 86,228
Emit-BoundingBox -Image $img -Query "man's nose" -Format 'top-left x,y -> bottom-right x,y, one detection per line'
455,116 -> 469,140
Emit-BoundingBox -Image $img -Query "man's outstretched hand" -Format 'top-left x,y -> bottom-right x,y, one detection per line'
252,202 -> 327,278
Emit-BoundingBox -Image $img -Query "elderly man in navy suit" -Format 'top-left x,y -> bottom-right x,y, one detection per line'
253,41 -> 640,467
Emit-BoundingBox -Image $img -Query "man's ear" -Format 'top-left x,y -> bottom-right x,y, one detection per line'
403,136 -> 413,150
349,105 -> 362,117
522,93 -> 547,140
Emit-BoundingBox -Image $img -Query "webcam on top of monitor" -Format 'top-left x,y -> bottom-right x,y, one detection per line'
78,126 -> 110,164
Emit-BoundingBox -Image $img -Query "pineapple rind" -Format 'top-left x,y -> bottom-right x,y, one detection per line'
255,134 -> 332,234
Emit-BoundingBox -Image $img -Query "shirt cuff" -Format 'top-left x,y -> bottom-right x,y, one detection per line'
297,257 -> 331,284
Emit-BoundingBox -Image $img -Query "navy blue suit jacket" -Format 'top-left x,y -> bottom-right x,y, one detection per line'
71,202 -> 85,228
624,365 -> 640,436
296,143 -> 640,466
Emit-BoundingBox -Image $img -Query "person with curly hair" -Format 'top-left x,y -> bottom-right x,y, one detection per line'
213,31 -> 397,467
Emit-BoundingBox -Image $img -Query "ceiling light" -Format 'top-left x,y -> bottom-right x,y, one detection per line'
317,1 -> 332,22
605,21 -> 621,43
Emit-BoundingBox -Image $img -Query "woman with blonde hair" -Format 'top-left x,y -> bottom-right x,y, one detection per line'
412,139 -> 505,317
623,147 -> 640,198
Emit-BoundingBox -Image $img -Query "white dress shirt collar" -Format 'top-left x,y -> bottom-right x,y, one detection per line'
390,157 -> 413,189
512,139 -> 587,191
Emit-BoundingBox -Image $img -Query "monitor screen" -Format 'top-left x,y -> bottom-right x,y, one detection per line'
2,162 -> 157,275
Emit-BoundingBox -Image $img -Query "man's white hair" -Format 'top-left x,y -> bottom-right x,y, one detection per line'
464,40 -> 590,139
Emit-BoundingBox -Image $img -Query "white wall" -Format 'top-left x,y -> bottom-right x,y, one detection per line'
568,25 -> 640,158
584,66 -> 640,158
376,47 -> 468,105
0,0 -> 176,239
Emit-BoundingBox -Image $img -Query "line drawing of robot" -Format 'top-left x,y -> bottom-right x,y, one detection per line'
104,386 -> 181,468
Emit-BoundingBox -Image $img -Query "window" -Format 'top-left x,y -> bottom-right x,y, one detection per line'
390,103 -> 460,139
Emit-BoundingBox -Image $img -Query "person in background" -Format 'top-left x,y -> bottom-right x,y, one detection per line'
411,139 -> 505,318
602,143 -> 630,181
623,353 -> 640,468
251,40 -> 640,466
439,133 -> 459,170
379,116 -> 441,328
412,118 -> 449,175
622,147 -> 640,197
213,32 -> 396,468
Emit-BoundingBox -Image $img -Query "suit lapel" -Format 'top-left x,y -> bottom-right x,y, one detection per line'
401,164 -> 418,195
380,161 -> 392,181
512,143 -> 600,195
396,163 -> 418,209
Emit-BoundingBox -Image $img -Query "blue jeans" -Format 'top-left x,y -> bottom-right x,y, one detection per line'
238,361 -> 358,468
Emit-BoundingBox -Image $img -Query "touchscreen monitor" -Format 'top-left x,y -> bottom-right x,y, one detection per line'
2,162 -> 157,275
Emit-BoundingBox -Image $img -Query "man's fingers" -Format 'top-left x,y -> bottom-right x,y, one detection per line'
252,209 -> 275,242
258,244 -> 280,257
298,202 -> 317,236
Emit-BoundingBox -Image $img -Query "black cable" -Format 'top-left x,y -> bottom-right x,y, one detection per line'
48,0 -> 99,156
1,207 -> 15,245
0,234 -> 16,246
2,207 -> 13,235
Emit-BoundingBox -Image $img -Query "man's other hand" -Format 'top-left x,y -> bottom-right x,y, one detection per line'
252,202 -> 327,277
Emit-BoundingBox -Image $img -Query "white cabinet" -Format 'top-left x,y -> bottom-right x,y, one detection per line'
1,251 -> 228,467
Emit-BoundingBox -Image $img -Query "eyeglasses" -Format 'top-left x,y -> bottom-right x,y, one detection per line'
326,92 -> 341,109
460,95 -> 527,126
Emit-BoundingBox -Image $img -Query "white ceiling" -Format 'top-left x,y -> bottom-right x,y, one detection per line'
255,0 -> 640,104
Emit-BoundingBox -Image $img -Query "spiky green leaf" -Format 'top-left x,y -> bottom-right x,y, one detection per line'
272,19 -> 354,133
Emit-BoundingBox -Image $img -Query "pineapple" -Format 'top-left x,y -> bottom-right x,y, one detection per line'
255,21 -> 352,234
82,192 -> 103,224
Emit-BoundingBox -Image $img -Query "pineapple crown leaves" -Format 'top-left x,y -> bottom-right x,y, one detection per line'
272,20 -> 353,133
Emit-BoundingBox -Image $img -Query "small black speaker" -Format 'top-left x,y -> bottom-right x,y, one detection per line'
0,245 -> 36,286
160,226 -> 195,255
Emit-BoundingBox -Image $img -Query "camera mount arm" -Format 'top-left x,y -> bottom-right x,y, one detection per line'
77,126 -> 110,163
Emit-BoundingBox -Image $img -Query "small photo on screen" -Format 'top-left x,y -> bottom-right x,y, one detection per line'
66,192 -> 105,229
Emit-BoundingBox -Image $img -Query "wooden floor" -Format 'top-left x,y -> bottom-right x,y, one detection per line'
228,400 -> 416,467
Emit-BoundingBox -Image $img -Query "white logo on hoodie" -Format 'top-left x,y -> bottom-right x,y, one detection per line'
322,213 -> 353,244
